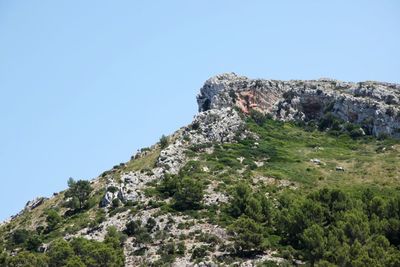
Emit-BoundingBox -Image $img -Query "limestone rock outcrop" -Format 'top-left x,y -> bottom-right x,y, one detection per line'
198,73 -> 400,138
99,107 -> 249,209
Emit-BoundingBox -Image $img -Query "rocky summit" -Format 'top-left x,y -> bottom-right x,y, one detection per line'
198,73 -> 400,138
1,74 -> 400,267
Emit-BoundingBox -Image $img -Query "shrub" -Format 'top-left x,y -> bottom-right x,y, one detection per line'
104,227 -> 127,249
0,250 -> 7,266
47,239 -> 74,267
250,110 -> 267,126
46,209 -> 62,231
191,121 -> 200,130
159,135 -> 169,149
349,128 -> 364,139
124,220 -> 151,244
5,228 -> 125,267
135,230 -> 152,244
65,256 -> 85,267
318,113 -> 340,131
94,209 -> 106,224
112,198 -> 121,208
302,224 -> 326,264
124,220 -> 142,237
172,177 -> 204,211
6,251 -> 48,267
11,229 -> 30,245
25,235 -> 43,252
229,89 -> 237,102
158,174 -> 204,211
145,217 -> 157,232
191,245 -> 208,260
377,133 -> 389,140
107,186 -> 119,193
64,178 -> 93,211
229,216 -> 266,255
69,237 -> 124,267
229,182 -> 252,217
177,241 -> 186,256
158,175 -> 180,197
228,182 -> 271,223
157,242 -> 177,264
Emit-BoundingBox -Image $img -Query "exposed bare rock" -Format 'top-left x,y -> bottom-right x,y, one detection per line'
198,73 -> 400,138
203,180 -> 229,206
100,105 -> 251,209
336,166 -> 345,172
310,158 -> 322,165
253,176 -> 298,190
24,197 -> 47,211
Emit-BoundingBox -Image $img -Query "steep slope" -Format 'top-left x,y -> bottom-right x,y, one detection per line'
1,74 -> 400,267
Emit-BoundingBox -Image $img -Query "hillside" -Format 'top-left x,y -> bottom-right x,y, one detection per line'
1,73 -> 400,267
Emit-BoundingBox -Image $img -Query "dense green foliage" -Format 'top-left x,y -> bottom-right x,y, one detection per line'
273,188 -> 400,265
158,174 -> 205,211
124,220 -> 152,244
228,182 -> 271,223
11,229 -> 30,245
222,183 -> 400,265
159,135 -> 169,149
45,209 -> 62,232
64,178 -> 93,211
228,216 -> 266,255
154,241 -> 186,265
1,228 -> 125,267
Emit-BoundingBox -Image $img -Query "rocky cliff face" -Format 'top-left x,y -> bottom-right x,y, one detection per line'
198,73 -> 400,138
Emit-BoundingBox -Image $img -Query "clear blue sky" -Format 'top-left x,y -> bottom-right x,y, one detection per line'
0,1 -> 399,221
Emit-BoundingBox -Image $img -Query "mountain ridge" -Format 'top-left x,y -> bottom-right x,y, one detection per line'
1,74 -> 400,267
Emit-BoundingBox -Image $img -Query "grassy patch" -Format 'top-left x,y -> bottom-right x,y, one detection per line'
124,148 -> 161,173
242,118 -> 400,190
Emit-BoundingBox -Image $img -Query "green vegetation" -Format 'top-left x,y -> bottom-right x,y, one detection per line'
242,116 -> 400,188
11,229 -> 30,245
273,188 -> 400,266
1,112 -> 399,266
124,220 -> 152,245
154,241 -> 186,265
172,176 -> 204,211
159,134 -> 169,149
250,109 -> 270,126
124,148 -> 160,173
64,178 -> 93,211
45,209 -> 62,232
228,216 -> 266,255
228,182 -> 271,223
190,115 -> 400,265
5,251 -> 48,267
0,227 -> 125,267
157,174 -> 205,211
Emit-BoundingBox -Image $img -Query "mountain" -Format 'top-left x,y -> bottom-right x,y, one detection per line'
1,73 -> 400,267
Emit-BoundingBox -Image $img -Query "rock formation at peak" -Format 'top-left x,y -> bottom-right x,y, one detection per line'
198,73 -> 400,138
